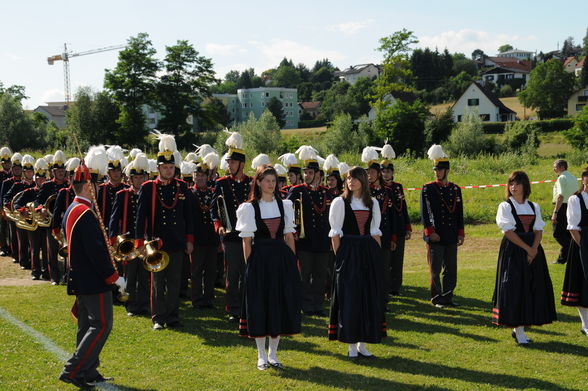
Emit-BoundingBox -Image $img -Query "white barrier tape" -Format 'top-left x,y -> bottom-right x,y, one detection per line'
403,178 -> 565,191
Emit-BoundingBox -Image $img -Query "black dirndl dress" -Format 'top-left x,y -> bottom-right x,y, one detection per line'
492,199 -> 557,327
561,193 -> 588,307
328,199 -> 387,343
239,199 -> 302,338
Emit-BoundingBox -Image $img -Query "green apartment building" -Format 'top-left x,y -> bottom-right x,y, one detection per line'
213,87 -> 299,129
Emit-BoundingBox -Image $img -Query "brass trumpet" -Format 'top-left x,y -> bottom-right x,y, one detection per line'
139,239 -> 169,273
35,194 -> 56,228
111,234 -> 137,262
217,186 -> 233,233
294,193 -> 306,239
52,230 -> 68,257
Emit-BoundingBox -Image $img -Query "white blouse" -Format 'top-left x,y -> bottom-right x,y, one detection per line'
495,197 -> 545,233
566,191 -> 588,231
236,198 -> 296,238
328,196 -> 382,238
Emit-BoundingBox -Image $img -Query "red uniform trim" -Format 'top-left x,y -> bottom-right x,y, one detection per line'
424,226 -> 435,236
122,190 -> 129,234
105,272 -> 119,285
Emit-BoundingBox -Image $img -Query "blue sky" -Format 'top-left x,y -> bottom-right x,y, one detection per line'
1,0 -> 586,108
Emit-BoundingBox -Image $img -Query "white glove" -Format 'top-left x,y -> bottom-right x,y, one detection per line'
115,276 -> 127,291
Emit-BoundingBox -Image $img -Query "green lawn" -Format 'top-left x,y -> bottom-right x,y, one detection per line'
1,225 -> 587,391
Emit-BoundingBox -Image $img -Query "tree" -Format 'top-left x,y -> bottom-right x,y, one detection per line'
347,77 -> 374,117
266,97 -> 286,128
562,36 -> 580,58
373,99 -> 430,153
502,121 -> 540,153
445,111 -> 494,157
0,94 -> 45,151
239,111 -> 281,154
155,39 -> 216,148
424,108 -> 454,145
104,32 -> 160,147
377,29 -> 419,62
66,87 -> 95,148
564,105 -> 588,149
471,49 -> 486,61
318,113 -> 366,155
272,65 -> 302,88
0,82 -> 28,102
224,70 -> 240,84
92,91 -> 121,144
199,97 -> 230,129
519,59 -> 576,119
580,64 -> 588,89
583,27 -> 588,57
498,44 -> 513,53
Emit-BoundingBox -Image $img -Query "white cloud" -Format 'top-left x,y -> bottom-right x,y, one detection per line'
205,43 -> 246,57
3,52 -> 22,61
249,39 -> 347,68
40,89 -> 64,104
418,29 -> 537,56
327,19 -> 374,35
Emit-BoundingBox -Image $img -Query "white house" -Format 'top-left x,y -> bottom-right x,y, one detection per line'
335,64 -> 380,85
451,82 -> 516,122
568,85 -> 588,116
495,49 -> 534,60
34,105 -> 67,129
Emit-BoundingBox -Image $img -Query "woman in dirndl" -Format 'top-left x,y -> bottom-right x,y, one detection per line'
235,165 -> 301,370
562,168 -> 588,336
492,171 -> 557,345
328,166 -> 387,359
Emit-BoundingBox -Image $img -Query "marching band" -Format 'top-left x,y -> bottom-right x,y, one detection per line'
0,130 -> 582,383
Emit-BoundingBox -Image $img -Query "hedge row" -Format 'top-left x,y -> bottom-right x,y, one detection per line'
298,119 -> 326,128
481,119 -> 574,134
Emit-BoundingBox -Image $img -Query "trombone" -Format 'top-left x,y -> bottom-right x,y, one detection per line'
294,193 -> 306,239
216,186 -> 233,233
138,239 -> 169,273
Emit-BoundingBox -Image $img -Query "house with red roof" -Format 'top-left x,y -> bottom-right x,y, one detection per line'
451,82 -> 516,122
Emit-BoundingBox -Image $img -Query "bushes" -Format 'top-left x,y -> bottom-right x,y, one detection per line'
299,119 -> 326,128
317,113 -> 366,156
564,105 -> 588,149
502,121 -> 540,153
480,119 -> 574,134
446,111 -> 496,157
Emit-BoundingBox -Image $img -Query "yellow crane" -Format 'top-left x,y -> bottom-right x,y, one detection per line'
47,43 -> 125,104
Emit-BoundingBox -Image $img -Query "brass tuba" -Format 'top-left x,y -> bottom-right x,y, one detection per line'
140,239 -> 169,272
216,185 -> 233,233
112,234 -> 137,262
294,193 -> 306,239
35,194 -> 56,228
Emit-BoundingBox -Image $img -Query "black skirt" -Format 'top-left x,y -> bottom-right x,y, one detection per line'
492,232 -> 557,327
328,235 -> 387,343
561,230 -> 588,307
239,239 -> 302,338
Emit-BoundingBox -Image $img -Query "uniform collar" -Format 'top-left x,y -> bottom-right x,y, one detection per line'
435,180 -> 450,187
74,196 -> 92,207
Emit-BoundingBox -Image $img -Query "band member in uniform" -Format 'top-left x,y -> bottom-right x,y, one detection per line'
35,150 -> 69,282
13,158 -> 49,279
0,147 -> 12,256
50,158 -> 79,284
58,152 -> 124,388
191,152 -> 220,309
380,143 -> 412,296
98,146 -> 129,236
493,171 -> 556,344
274,164 -> 288,197
4,154 -> 36,270
211,132 -> 252,322
324,155 -> 343,197
278,153 -> 302,195
287,145 -> 332,316
136,132 -> 194,330
1,152 -> 23,262
236,165 -> 301,370
109,153 -> 150,316
328,166 -> 386,358
420,145 -> 464,308
562,169 -> 588,336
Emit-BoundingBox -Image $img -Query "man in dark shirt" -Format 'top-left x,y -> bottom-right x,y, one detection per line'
0,146 -> 12,256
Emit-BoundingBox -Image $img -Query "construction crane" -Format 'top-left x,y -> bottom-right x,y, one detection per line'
47,43 -> 125,104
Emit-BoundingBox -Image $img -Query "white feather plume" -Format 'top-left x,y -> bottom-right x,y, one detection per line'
277,153 -> 298,167
195,144 -> 216,158
180,161 -> 195,176
184,152 -> 198,163
65,157 -> 80,172
22,154 -> 35,167
11,152 -> 23,163
220,153 -> 229,172
427,144 -> 448,161
274,163 -> 288,176
53,150 -> 66,165
133,153 -> 149,173
106,145 -> 125,163
202,152 -> 219,171
152,130 -> 178,154
361,147 -> 379,164
121,156 -> 129,169
85,146 -> 108,174
251,154 -> 271,170
225,132 -> 243,149
381,143 -> 396,160
44,154 -> 54,165
323,154 -> 340,172
34,158 -> 48,171
173,151 -> 182,168
295,145 -> 318,162
123,162 -> 132,177
0,146 -> 12,157
338,162 -> 350,177
148,159 -> 158,174
128,148 -> 142,160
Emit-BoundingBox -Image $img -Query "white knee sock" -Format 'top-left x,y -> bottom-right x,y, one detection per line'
348,343 -> 358,357
357,342 -> 372,356
268,337 -> 280,363
255,337 -> 267,364
514,326 -> 528,343
578,307 -> 588,329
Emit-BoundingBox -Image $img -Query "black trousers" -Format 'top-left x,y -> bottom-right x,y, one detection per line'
553,203 -> 571,264
8,221 -> 18,260
61,290 -> 113,383
27,229 -> 46,278
298,250 -> 329,312
224,241 -> 245,316
390,236 -> 406,293
0,216 -> 9,252
125,257 -> 149,314
191,245 -> 217,306
47,230 -> 61,282
16,227 -> 30,268
151,251 -> 184,325
427,243 -> 458,305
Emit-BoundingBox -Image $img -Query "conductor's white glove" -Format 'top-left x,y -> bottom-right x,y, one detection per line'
115,276 -> 127,291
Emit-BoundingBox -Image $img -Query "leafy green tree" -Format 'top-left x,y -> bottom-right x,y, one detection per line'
272,65 -> 302,88
471,49 -> 486,61
424,108 -> 454,146
225,70 -> 240,84
104,32 -> 160,147
500,84 -> 514,97
0,82 -> 28,102
562,36 -> 581,58
155,39 -> 216,147
318,113 -> 365,155
319,82 -> 357,121
92,91 -> 121,143
446,111 -> 494,157
498,44 -> 513,53
239,111 -> 281,154
0,94 -> 45,151
66,87 -> 95,148
564,105 -> 588,149
266,97 -> 286,128
452,53 -> 478,76
580,62 -> 588,89
583,27 -> 588,57
296,63 -> 311,82
200,97 -> 230,129
502,121 -> 540,153
373,99 -> 429,153
518,59 -> 576,119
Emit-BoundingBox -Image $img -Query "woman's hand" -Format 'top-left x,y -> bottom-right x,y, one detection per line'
526,246 -> 538,264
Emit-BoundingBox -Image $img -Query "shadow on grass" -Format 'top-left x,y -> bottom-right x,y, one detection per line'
527,340 -> 588,356
111,386 -> 157,391
277,366 -> 453,391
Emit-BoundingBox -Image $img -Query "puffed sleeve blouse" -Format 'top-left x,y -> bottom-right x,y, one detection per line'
328,196 -> 382,238
567,191 -> 588,231
235,198 -> 296,238
495,197 -> 545,233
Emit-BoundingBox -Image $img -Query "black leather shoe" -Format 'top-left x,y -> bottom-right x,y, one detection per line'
59,373 -> 93,388
228,315 -> 239,323
166,321 -> 183,328
87,374 -> 113,386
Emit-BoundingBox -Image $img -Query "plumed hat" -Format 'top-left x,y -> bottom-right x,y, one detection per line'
11,152 -> 23,166
323,154 -> 340,176
53,150 -> 66,169
251,154 -> 271,170
427,144 -> 449,169
180,161 -> 196,180
380,142 -> 396,170
274,163 -> 288,179
65,157 -> 80,174
152,130 -> 178,165
34,158 -> 49,177
22,154 -> 35,170
277,153 -> 301,174
196,152 -> 219,174
295,145 -> 319,171
184,152 -> 198,164
219,153 -> 230,173
129,153 -> 149,176
0,146 -> 12,163
106,145 -> 125,169
338,162 -> 350,178
361,146 -> 380,170
225,131 -> 245,162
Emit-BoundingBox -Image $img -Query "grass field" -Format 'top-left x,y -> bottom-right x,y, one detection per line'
1,224 -> 587,391
430,97 -> 537,120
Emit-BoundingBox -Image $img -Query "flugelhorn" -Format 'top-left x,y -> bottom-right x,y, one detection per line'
140,239 -> 169,273
112,233 -> 137,262
15,202 -> 38,231
35,194 -> 56,228
217,185 -> 233,233
294,193 -> 306,239
52,230 -> 69,258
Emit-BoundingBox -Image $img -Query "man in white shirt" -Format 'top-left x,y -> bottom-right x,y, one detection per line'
552,159 -> 577,264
